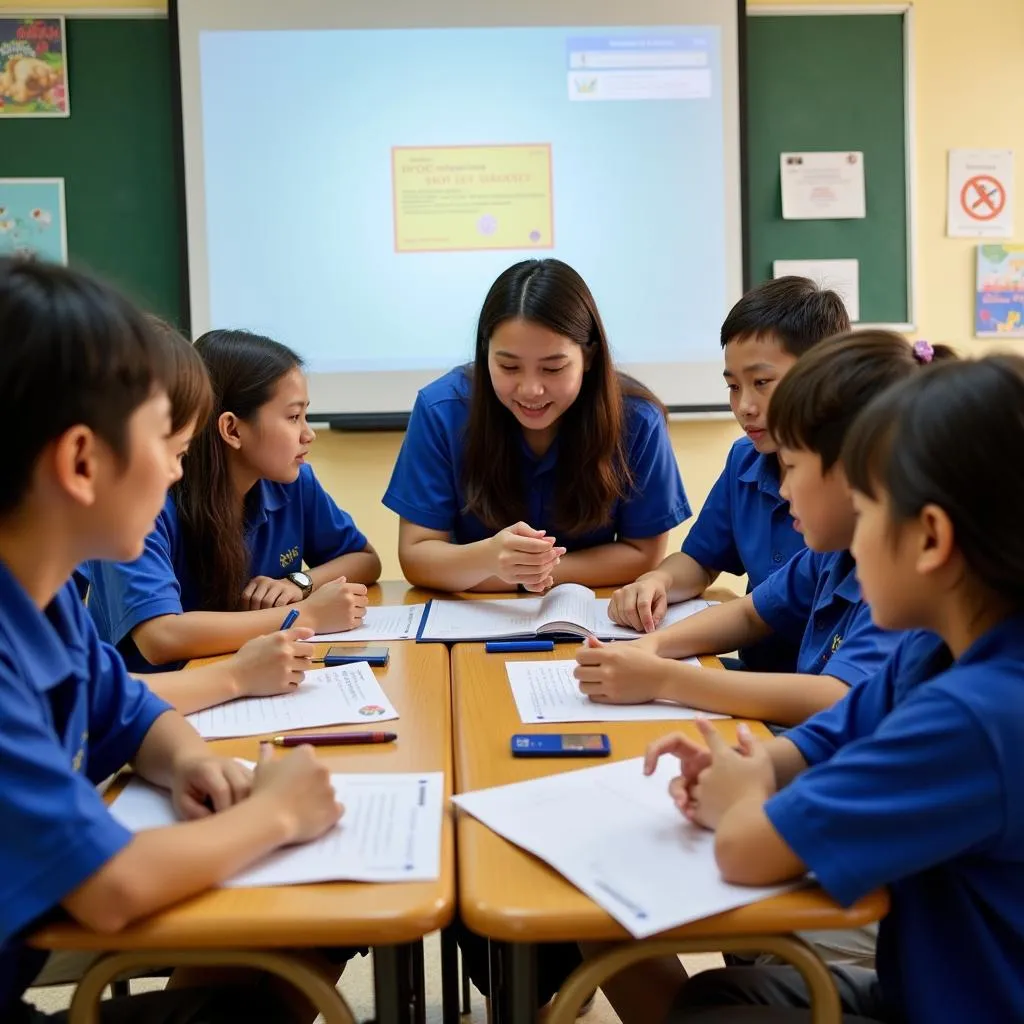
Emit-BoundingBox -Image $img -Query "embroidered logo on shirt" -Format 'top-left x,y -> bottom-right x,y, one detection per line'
278,546 -> 300,569
830,633 -> 843,654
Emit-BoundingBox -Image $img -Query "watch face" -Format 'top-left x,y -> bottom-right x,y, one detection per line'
290,572 -> 312,588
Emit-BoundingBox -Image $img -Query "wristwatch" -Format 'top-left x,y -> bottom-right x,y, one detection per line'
286,571 -> 314,598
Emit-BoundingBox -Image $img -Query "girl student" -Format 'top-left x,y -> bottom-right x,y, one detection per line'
648,352 -> 1024,1024
383,258 -> 691,593
118,321 -> 326,714
87,329 -> 381,673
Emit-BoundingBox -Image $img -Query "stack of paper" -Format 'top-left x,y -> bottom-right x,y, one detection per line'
418,583 -> 709,642
110,768 -> 444,885
186,661 -> 398,740
505,660 -> 726,724
454,757 -> 801,937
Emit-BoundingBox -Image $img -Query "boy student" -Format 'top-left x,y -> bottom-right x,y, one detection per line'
575,332 -> 936,728
0,259 -> 342,1024
609,276 -> 850,673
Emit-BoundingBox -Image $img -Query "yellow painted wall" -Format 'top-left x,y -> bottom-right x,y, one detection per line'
4,0 -> 1022,583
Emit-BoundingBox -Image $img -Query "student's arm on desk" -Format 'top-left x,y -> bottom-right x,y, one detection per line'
551,533 -> 669,589
645,593 -> 773,660
136,628 -> 315,715
308,543 -> 382,589
132,578 -> 368,665
396,518 -> 563,593
715,796 -> 806,886
608,551 -> 718,632
63,722 -> 340,934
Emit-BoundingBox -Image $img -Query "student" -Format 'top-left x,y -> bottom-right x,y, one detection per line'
130,322 -> 319,714
86,329 -> 381,673
609,276 -> 849,673
0,258 -> 344,1023
575,332 -> 952,728
653,351 -> 1024,1024
382,258 -> 690,592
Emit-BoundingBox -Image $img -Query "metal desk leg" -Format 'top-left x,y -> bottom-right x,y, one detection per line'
373,942 -> 425,1024
491,942 -> 537,1024
440,926 -> 461,1024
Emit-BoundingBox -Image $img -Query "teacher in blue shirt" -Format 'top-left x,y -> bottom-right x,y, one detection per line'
383,259 -> 691,593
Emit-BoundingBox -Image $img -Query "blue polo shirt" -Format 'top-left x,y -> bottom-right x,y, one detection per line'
86,463 -> 368,674
682,437 -> 804,673
768,616 -> 1024,1024
382,367 -> 690,547
751,548 -> 900,686
0,562 -> 171,1016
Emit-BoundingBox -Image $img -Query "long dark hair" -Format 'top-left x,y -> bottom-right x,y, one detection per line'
843,354 -> 1024,609
174,329 -> 303,611
462,259 -> 664,536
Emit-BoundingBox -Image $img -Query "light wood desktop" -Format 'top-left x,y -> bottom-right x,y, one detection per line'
29,640 -> 453,1024
451,643 -> 889,1024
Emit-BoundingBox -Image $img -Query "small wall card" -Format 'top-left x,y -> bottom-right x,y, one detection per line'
0,16 -> 69,117
0,178 -> 68,264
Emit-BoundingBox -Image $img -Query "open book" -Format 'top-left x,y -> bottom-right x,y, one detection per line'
417,583 -> 709,643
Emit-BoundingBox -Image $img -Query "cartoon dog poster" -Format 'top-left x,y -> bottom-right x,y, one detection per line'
0,17 -> 69,117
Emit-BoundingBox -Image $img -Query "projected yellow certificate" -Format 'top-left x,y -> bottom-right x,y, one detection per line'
392,144 -> 554,253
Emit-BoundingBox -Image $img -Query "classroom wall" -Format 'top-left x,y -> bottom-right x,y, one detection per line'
4,0 -> 1023,582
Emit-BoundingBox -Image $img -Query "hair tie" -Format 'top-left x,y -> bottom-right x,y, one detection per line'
913,340 -> 934,364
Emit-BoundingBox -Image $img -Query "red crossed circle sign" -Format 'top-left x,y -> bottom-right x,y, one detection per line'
960,175 -> 1006,221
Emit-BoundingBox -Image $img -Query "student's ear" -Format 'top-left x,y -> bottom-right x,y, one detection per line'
51,426 -> 102,508
915,503 -> 956,576
217,411 -> 243,451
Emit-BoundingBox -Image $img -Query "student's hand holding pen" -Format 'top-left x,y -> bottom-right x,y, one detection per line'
226,627 -> 315,697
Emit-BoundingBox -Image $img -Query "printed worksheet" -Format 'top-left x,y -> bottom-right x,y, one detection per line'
304,603 -> 425,643
110,769 -> 444,885
454,757 -> 800,937
186,661 -> 397,739
505,660 -> 725,724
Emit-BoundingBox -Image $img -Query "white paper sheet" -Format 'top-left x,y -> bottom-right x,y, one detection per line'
505,660 -> 726,724
303,603 -> 425,643
185,661 -> 398,739
110,770 -> 444,885
418,585 -> 710,642
780,151 -> 866,220
773,258 -> 860,322
453,757 -> 800,937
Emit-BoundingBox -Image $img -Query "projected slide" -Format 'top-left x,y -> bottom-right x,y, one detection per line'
197,25 -> 727,378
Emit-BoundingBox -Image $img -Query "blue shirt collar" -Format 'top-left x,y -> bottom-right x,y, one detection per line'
519,432 -> 560,475
245,477 -> 290,530
0,561 -> 84,694
738,449 -> 784,501
957,611 -> 1024,666
830,551 -> 862,604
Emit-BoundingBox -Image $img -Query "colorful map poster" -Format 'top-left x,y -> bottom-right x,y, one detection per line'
0,17 -> 69,117
392,144 -> 554,253
0,179 -> 68,264
976,245 -> 1024,338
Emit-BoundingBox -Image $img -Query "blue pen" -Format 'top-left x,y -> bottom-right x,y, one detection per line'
486,640 -> 555,653
280,608 -> 300,630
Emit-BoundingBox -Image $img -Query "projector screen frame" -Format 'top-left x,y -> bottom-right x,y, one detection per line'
168,0 -> 750,429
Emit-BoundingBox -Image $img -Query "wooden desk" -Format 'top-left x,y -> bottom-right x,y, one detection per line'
30,641 -> 454,1024
451,643 -> 888,1024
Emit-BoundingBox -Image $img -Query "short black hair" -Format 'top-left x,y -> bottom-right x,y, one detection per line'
0,258 -> 171,517
720,276 -> 851,356
768,330 -> 957,471
843,354 -> 1024,608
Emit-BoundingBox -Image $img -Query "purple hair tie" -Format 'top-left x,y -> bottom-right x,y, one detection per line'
913,340 -> 934,364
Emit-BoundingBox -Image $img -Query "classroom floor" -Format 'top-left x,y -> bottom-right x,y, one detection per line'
26,934 -> 724,1022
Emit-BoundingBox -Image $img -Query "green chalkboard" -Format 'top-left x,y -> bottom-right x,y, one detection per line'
2,18 -> 182,323
2,13 -> 910,330
745,12 -> 910,325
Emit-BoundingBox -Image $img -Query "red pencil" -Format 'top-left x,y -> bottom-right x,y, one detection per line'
270,731 -> 397,747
